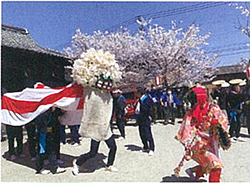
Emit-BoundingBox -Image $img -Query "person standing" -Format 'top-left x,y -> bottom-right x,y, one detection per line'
242,80 -> 250,135
113,89 -> 126,139
149,85 -> 159,123
59,110 -> 82,146
219,85 -> 229,117
6,125 -> 25,160
160,89 -> 169,125
226,84 -> 246,142
60,125 -> 81,146
166,89 -> 178,124
25,121 -> 37,161
35,106 -> 65,174
135,88 -> 155,156
3,87 -> 25,160
176,88 -> 186,118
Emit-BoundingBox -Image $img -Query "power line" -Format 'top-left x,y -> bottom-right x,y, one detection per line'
205,41 -> 249,51
56,2 -> 233,50
217,50 -> 250,57
205,46 -> 249,54
103,2 -> 229,32
150,2 -> 228,20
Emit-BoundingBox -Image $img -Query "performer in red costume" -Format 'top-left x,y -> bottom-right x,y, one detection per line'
174,86 -> 231,182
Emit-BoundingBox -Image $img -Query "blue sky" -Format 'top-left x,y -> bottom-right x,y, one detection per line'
1,1 -> 249,66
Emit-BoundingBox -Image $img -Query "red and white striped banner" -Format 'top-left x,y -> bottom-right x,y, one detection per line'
247,67 -> 250,79
155,75 -> 162,86
1,83 -> 84,126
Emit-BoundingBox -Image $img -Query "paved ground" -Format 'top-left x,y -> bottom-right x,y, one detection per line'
1,119 -> 250,182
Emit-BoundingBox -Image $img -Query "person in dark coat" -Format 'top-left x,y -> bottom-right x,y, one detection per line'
226,84 -> 246,142
135,88 -> 155,156
113,89 -> 127,139
243,80 -> 250,135
35,106 -> 65,174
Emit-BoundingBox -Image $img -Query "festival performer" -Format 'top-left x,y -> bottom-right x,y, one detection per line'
174,86 -> 231,182
70,48 -> 122,175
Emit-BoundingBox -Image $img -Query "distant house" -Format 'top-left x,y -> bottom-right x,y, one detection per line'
1,24 -> 71,92
203,64 -> 248,92
212,64 -> 247,82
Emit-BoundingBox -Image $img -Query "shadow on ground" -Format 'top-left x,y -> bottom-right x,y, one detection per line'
113,134 -> 121,139
240,132 -> 250,138
161,174 -> 206,182
124,144 -> 142,152
2,141 -> 107,173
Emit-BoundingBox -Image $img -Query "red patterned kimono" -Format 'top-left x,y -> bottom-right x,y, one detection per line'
175,87 -> 230,182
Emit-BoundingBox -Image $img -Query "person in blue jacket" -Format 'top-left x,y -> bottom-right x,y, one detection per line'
135,87 -> 155,156
161,89 -> 179,125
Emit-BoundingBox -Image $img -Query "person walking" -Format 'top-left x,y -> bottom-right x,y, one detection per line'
72,134 -> 118,175
135,87 -> 155,156
113,89 -> 126,140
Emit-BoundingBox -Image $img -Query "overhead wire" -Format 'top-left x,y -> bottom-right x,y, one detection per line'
54,1 -> 248,59
103,2 -> 229,32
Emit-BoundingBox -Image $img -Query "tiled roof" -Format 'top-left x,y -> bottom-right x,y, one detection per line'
1,24 -> 68,59
215,65 -> 245,75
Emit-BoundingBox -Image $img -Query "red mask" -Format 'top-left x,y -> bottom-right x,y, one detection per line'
191,87 -> 209,124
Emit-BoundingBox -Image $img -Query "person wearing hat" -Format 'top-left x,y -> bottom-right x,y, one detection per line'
113,89 -> 127,139
242,80 -> 250,135
226,84 -> 246,142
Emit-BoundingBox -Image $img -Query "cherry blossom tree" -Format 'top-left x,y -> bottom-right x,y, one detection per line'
230,3 -> 250,68
230,3 -> 250,38
64,20 -> 216,87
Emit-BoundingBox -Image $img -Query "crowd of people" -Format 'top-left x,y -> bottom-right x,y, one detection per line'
1,79 -> 250,182
211,80 -> 250,142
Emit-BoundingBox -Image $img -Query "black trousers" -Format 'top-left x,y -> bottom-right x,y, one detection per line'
36,133 -> 58,174
116,111 -> 125,138
137,118 -> 155,151
246,109 -> 250,135
163,106 -> 176,124
177,105 -> 185,118
76,135 -> 117,167
229,113 -> 241,138
157,104 -> 164,120
25,122 -> 37,158
6,125 -> 23,156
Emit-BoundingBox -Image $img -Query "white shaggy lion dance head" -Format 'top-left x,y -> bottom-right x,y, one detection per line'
71,48 -> 122,88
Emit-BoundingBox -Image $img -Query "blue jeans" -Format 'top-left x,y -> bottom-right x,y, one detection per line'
60,125 -> 80,144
